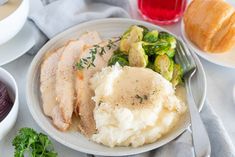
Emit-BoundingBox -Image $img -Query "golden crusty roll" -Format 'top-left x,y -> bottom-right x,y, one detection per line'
184,0 -> 235,53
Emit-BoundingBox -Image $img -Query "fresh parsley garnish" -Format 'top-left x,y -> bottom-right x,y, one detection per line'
12,127 -> 57,157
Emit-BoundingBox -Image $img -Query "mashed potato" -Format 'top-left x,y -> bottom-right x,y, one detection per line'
90,64 -> 186,147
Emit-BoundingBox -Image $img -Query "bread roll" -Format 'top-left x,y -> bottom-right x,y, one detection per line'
184,0 -> 235,53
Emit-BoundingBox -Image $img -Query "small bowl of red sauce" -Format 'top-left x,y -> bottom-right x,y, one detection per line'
0,67 -> 18,140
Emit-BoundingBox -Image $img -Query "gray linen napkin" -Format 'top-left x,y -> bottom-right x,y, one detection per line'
27,0 -> 130,54
27,0 -> 235,156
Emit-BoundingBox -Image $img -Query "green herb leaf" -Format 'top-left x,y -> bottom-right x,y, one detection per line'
12,127 -> 57,157
76,37 -> 120,70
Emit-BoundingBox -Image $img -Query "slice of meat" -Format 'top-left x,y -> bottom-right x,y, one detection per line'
56,32 -> 101,125
99,40 -> 119,63
51,105 -> 69,131
80,31 -> 101,45
40,46 -> 69,131
75,39 -> 118,137
41,47 -> 64,116
56,40 -> 85,124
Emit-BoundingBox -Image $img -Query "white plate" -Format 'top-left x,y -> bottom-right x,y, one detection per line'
26,18 -> 207,156
0,22 -> 35,66
181,19 -> 235,69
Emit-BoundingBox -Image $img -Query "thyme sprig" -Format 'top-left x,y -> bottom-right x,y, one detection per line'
76,37 -> 121,70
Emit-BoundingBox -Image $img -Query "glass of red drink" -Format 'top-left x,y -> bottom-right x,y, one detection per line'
137,0 -> 187,25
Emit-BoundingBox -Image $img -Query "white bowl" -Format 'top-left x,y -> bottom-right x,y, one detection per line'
26,18 -> 207,156
0,0 -> 29,45
0,68 -> 19,140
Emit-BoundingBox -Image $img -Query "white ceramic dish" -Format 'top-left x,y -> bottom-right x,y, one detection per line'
26,18 -> 207,156
181,21 -> 235,69
0,0 -> 29,45
0,22 -> 35,66
0,68 -> 19,140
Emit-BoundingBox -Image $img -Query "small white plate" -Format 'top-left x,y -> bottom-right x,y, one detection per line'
26,18 -> 207,156
0,22 -> 35,66
181,20 -> 235,69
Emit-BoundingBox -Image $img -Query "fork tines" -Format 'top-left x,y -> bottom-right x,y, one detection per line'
175,38 -> 197,75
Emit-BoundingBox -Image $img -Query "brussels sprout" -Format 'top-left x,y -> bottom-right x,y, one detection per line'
146,62 -> 155,71
166,49 -> 175,58
113,49 -> 124,55
158,32 -> 172,39
137,25 -> 149,36
148,55 -> 156,63
155,46 -> 170,56
120,25 -> 144,54
142,43 -> 156,56
108,52 -> 129,66
154,54 -> 174,81
158,32 -> 177,49
171,64 -> 183,86
143,40 -> 170,56
143,30 -> 159,43
129,42 -> 148,67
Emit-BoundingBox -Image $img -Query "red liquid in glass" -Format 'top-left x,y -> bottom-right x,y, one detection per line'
138,0 -> 187,25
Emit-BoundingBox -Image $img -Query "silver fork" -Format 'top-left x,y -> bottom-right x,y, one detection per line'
175,38 -> 211,157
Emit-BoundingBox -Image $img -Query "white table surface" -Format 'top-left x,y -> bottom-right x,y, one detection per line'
1,0 -> 235,156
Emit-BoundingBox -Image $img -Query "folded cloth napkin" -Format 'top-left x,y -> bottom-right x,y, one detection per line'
27,0 -> 130,54
28,0 -> 235,157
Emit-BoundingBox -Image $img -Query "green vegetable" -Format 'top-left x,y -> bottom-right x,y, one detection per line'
137,25 -> 149,36
146,62 -> 155,71
148,55 -> 156,63
129,42 -> 148,67
12,128 -> 57,157
142,43 -> 156,56
143,30 -> 159,43
117,26 -> 183,83
108,51 -> 129,66
154,54 -> 174,81
158,32 -> 176,49
120,25 -> 144,54
166,49 -> 175,58
154,43 -> 171,55
113,49 -> 123,54
171,64 -> 183,86
76,38 -> 120,70
143,40 -> 170,56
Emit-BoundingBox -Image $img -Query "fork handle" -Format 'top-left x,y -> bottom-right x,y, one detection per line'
185,76 -> 211,157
